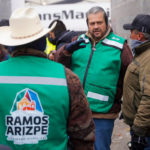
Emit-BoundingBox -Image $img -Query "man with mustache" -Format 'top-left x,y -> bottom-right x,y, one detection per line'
54,6 -> 133,150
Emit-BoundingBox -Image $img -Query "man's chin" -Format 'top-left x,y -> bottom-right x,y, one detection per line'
90,32 -> 105,40
93,35 -> 102,40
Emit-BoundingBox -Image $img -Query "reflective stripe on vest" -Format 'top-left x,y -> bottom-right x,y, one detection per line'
0,76 -> 67,86
102,38 -> 124,50
87,91 -> 109,102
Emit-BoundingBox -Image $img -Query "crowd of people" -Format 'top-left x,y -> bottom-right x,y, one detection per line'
0,5 -> 150,150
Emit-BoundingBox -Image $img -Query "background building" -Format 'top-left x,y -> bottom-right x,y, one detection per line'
25,0 -> 111,33
111,0 -> 150,44
0,0 -> 24,21
0,0 -> 11,21
25,0 -> 110,6
0,0 -> 110,34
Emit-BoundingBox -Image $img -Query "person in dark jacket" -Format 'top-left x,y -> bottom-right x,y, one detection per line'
48,19 -> 78,50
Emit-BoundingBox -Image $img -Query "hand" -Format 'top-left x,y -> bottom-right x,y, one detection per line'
65,40 -> 86,53
128,128 -> 148,150
48,50 -> 56,61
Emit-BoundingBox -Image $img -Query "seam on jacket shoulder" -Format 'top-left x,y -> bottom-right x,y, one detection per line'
64,67 -> 71,112
142,75 -> 145,94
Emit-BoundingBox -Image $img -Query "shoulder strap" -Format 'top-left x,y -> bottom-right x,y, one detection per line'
101,32 -> 125,50
102,38 -> 124,50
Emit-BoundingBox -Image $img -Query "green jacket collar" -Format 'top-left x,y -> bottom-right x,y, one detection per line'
85,27 -> 111,45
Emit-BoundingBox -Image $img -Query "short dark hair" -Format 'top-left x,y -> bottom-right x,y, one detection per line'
48,20 -> 66,32
86,6 -> 108,28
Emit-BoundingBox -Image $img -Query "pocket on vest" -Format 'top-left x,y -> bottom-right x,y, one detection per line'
87,84 -> 114,113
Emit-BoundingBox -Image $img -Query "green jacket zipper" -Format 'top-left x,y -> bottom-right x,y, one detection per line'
83,46 -> 96,89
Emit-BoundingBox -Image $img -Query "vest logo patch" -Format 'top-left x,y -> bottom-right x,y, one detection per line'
5,88 -> 49,145
112,37 -> 120,41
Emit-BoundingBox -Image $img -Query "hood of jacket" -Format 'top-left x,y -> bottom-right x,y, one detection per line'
49,30 -> 78,50
85,27 -> 111,45
56,30 -> 78,44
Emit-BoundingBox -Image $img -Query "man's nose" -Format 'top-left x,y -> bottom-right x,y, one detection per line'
94,23 -> 99,28
130,34 -> 132,39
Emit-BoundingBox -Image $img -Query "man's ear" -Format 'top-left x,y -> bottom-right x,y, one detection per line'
138,32 -> 146,41
137,32 -> 143,41
86,18 -> 89,29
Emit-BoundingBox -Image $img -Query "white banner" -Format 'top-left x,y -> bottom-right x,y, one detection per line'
33,3 -> 111,31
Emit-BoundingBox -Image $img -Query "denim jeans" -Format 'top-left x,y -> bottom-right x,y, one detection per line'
145,137 -> 150,150
0,145 -> 12,150
94,118 -> 115,150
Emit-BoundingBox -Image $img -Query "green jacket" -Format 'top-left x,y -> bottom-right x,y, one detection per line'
0,56 -> 69,150
122,40 -> 150,137
71,32 -> 125,113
